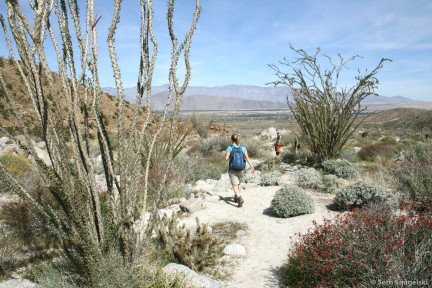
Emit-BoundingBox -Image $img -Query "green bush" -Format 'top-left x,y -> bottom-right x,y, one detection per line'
321,159 -> 357,179
338,148 -> 360,163
321,174 -> 343,194
0,152 -> 33,174
393,144 -> 432,211
295,167 -> 322,189
333,181 -> 397,210
271,185 -> 315,218
281,207 -> 432,287
260,171 -> 282,186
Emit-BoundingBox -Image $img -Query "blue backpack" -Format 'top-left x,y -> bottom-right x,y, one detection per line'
229,145 -> 246,171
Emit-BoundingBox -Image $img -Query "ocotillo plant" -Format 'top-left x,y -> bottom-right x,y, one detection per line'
0,0 -> 200,284
269,45 -> 390,162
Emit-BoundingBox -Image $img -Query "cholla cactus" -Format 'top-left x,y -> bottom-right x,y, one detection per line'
0,0 -> 200,283
156,214 -> 223,272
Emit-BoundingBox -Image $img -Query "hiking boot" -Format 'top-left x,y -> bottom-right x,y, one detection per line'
237,196 -> 244,207
233,195 -> 239,203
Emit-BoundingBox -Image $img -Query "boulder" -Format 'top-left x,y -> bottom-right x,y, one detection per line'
162,263 -> 221,288
222,243 -> 246,256
259,127 -> 277,140
179,198 -> 206,213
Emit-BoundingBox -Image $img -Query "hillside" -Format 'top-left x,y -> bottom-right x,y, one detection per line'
0,57 -> 157,137
363,107 -> 432,130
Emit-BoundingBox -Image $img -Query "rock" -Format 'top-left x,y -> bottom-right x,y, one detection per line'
353,147 -> 362,153
15,135 -> 26,143
236,230 -> 247,238
35,141 -> 46,149
179,198 -> 206,213
0,279 -> 40,288
162,263 -> 221,288
222,243 -> 246,256
259,127 -> 277,140
33,146 -> 52,166
0,137 -> 10,147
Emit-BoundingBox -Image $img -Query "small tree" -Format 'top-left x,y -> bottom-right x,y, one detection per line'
269,45 -> 390,162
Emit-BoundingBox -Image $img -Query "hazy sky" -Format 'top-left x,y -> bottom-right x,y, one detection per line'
1,0 -> 432,101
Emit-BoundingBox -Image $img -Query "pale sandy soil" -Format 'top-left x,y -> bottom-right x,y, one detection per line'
180,172 -> 341,288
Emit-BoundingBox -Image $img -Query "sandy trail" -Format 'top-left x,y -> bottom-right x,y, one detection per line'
180,173 -> 340,288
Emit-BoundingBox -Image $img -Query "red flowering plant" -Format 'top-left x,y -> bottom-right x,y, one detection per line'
281,205 -> 432,287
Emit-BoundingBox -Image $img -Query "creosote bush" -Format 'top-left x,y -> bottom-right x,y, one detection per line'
321,159 -> 357,179
281,206 -> 432,287
333,181 -> 397,210
271,185 -> 315,218
294,167 -> 322,189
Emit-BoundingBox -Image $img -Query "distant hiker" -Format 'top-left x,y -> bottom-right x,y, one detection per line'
276,131 -> 281,143
225,134 -> 255,207
274,140 -> 281,159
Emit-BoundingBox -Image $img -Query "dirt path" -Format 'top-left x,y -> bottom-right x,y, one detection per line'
180,172 -> 340,288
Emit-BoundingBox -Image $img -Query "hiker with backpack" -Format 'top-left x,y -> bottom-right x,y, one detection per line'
225,134 -> 255,207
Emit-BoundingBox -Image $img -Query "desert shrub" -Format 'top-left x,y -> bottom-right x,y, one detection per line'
338,148 -> 360,163
280,150 -> 318,166
175,155 -> 223,184
358,143 -> 396,161
146,163 -> 189,210
0,152 -> 33,174
281,207 -> 432,287
239,137 -> 265,159
294,167 -> 322,189
260,171 -> 282,186
393,144 -> 432,211
190,113 -> 216,138
31,252 -> 191,288
380,135 -> 397,145
333,181 -> 397,210
271,185 -> 315,218
155,214 -> 224,273
321,159 -> 357,179
321,174 -> 343,194
189,136 -> 231,157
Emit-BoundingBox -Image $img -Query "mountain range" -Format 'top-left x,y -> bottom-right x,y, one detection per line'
101,84 -> 432,111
